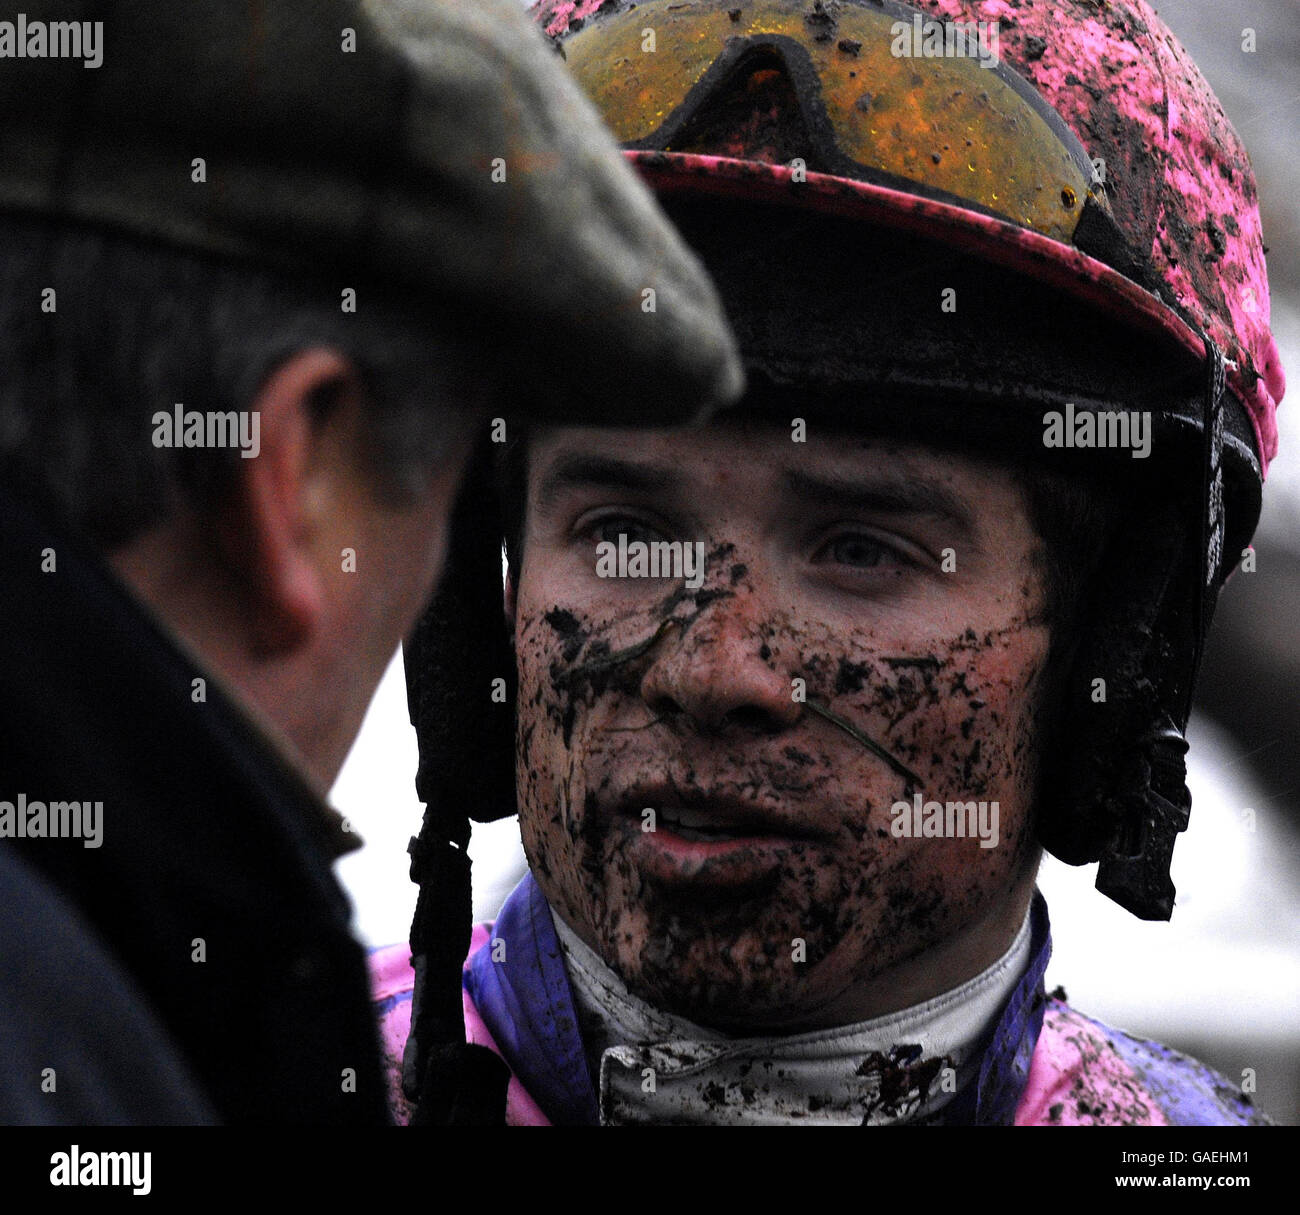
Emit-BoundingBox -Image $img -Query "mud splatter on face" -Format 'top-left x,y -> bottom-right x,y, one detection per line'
514,425 -> 1050,1032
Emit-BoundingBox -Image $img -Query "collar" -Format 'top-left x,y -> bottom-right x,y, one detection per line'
553,902 -> 1034,1125
0,486 -> 356,864
468,872 -> 1053,1125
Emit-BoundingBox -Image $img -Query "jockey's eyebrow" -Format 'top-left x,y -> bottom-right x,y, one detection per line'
534,453 -> 681,512
782,468 -> 978,546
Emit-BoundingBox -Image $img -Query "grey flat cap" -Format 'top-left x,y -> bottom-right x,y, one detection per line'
0,0 -> 743,422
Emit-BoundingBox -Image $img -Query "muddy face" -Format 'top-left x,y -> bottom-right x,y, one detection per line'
513,421 -> 1048,1032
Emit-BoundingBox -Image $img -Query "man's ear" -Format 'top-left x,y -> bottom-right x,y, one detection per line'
216,347 -> 361,658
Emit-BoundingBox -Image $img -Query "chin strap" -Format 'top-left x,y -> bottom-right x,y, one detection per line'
403,808 -> 510,1125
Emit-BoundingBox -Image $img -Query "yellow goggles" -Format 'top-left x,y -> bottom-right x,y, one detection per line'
564,0 -> 1099,242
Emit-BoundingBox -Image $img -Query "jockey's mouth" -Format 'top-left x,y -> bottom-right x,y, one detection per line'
601,784 -> 834,890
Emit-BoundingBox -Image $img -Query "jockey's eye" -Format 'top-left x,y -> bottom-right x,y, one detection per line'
583,514 -> 667,548
812,530 -> 911,572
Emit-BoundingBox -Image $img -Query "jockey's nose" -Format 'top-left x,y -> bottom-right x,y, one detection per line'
639,593 -> 801,736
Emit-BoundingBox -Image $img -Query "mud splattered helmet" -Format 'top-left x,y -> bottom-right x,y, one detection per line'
522,0 -> 1286,919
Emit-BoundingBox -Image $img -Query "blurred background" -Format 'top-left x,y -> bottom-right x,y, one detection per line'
332,0 -> 1300,1124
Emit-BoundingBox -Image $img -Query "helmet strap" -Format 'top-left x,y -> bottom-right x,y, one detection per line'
402,437 -> 515,1124
1191,332 -> 1227,717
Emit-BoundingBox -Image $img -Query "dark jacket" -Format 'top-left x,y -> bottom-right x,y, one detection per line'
0,488 -> 389,1124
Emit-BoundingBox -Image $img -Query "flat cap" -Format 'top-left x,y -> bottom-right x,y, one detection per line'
0,0 -> 743,422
